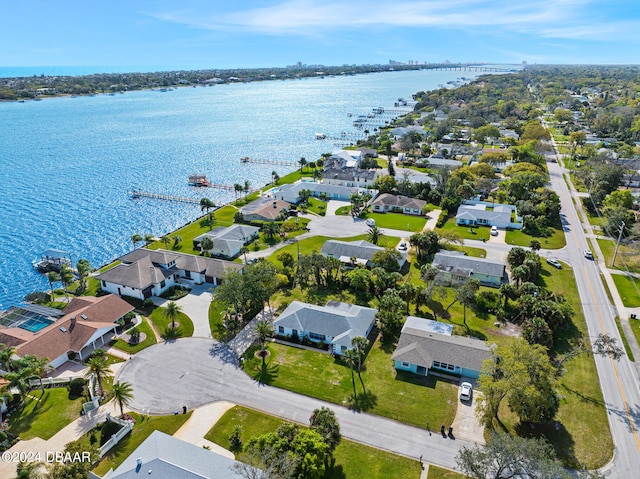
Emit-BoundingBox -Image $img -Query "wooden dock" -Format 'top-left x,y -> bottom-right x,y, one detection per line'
240,157 -> 297,167
128,189 -> 201,204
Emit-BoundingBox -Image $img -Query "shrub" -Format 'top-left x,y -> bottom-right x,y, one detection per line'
100,420 -> 122,446
435,209 -> 448,228
228,425 -> 243,451
129,327 -> 141,344
24,291 -> 50,304
143,298 -> 154,308
69,378 -> 86,398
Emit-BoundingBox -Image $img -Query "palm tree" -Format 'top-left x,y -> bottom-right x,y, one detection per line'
367,225 -> 384,245
0,344 -> 17,372
262,222 -> 281,242
85,355 -> 112,397
20,355 -> 53,391
163,301 -> 182,329
46,271 -> 60,300
243,180 -> 251,199
351,337 -> 369,393
239,245 -> 249,264
255,320 -> 274,365
6,365 -> 40,408
59,263 -> 75,299
234,183 -> 243,204
299,157 -> 307,172
76,258 -> 91,292
161,236 -> 171,250
200,198 -> 216,230
130,234 -> 143,249
344,349 -> 359,399
172,235 -> 182,250
144,234 -> 155,245
111,381 -> 134,417
200,236 -> 214,256
271,170 -> 280,184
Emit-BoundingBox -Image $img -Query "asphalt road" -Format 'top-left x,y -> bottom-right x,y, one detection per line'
116,338 -> 469,470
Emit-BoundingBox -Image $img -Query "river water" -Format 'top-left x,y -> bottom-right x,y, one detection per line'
0,68 -> 478,307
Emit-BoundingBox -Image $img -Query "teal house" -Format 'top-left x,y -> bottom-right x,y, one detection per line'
432,251 -> 506,288
392,316 -> 491,379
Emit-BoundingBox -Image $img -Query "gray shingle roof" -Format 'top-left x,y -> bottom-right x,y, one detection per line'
432,251 -> 505,278
321,239 -> 406,267
273,300 -> 376,348
371,193 -> 426,210
323,167 -> 377,182
96,255 -> 174,290
106,430 -> 248,479
392,321 -> 491,371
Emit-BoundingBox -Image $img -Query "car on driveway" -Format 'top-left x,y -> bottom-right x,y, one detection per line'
490,225 -> 498,236
584,249 -> 593,259
546,258 -> 562,269
366,218 -> 375,227
459,382 -> 473,401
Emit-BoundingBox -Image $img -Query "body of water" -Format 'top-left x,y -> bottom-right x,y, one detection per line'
0,69 -> 478,307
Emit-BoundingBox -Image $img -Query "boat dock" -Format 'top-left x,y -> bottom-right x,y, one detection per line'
128,190 -> 201,204
240,157 -> 297,167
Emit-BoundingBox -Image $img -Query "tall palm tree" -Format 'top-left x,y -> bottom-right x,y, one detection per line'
76,258 -> 91,292
20,355 -> 53,391
163,301 -> 182,329
85,355 -> 112,397
6,366 -> 39,408
144,234 -> 155,245
131,234 -> 143,249
255,320 -> 274,365
0,344 -> 17,372
239,245 -> 249,264
200,198 -> 216,230
111,381 -> 134,417
299,157 -> 307,172
172,235 -> 182,250
262,222 -> 281,241
59,263 -> 75,299
344,349 -> 359,399
46,271 -> 60,300
243,180 -> 251,199
367,225 -> 384,245
200,236 -> 214,256
161,236 -> 171,250
234,183 -> 243,204
351,336 -> 369,393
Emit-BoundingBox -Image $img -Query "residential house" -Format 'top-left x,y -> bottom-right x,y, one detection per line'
273,300 -> 376,356
0,295 -> 134,368
455,201 -> 522,229
104,430 -> 248,479
358,147 -> 378,158
321,239 -> 406,268
432,251 -> 506,287
240,197 -> 291,222
322,167 -> 377,188
272,181 -> 375,204
193,224 -> 260,259
370,193 -> 427,216
392,316 -> 491,379
323,150 -> 362,169
97,249 -> 242,300
415,156 -> 463,170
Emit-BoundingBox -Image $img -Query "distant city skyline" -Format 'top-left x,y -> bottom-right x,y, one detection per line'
3,1 -> 640,71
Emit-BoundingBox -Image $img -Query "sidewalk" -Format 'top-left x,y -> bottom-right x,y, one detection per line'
228,306 -> 274,358
173,401 -> 236,458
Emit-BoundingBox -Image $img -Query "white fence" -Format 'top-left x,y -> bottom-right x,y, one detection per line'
98,413 -> 134,458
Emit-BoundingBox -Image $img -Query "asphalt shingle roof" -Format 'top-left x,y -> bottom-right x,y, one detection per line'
432,251 -> 505,278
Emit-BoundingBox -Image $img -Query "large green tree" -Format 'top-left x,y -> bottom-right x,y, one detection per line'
376,289 -> 406,341
111,381 -> 134,417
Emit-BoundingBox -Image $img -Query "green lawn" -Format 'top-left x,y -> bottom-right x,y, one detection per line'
630,316 -> 640,353
209,299 -> 229,340
306,197 -> 327,216
242,339 -> 458,429
110,316 -> 157,354
149,307 -> 195,337
436,217 -> 490,241
428,465 -> 468,479
364,212 -> 427,232
611,274 -> 640,307
335,205 -> 351,215
92,412 -> 191,476
442,244 -> 486,258
614,316 -> 635,362
505,227 -> 566,249
206,406 -> 421,479
8,387 -> 85,440
597,238 -> 640,274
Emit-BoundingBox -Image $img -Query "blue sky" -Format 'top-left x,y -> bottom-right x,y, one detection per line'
3,0 -> 640,69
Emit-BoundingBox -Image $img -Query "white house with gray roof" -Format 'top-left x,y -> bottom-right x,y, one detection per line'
96,249 -> 242,300
273,300 -> 376,356
432,251 -> 506,287
392,316 -> 492,379
455,201 -> 522,229
272,181 -> 375,204
193,224 -> 260,258
321,239 -> 406,268
322,167 -> 378,188
104,430 -> 248,479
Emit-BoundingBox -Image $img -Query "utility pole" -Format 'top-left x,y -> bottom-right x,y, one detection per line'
612,221 -> 626,267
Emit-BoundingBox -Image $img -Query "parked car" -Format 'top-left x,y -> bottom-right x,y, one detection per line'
366,218 -> 376,227
546,258 -> 562,269
459,382 -> 473,401
584,249 -> 593,259
490,225 -> 498,236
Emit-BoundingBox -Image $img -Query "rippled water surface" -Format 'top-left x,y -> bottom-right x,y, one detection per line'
0,69 -> 473,306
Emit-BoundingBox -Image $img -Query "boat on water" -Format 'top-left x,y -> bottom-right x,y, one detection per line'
314,133 -> 326,140
32,249 -> 73,273
188,174 -> 211,187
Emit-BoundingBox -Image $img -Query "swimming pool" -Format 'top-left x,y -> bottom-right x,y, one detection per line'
19,317 -> 53,333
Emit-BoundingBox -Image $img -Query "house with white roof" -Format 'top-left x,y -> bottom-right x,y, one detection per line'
97,249 -> 242,300
193,224 -> 260,259
392,316 -> 492,379
273,300 -> 376,356
455,201 -> 522,229
321,239 -> 406,268
272,181 -> 375,204
322,167 -> 378,188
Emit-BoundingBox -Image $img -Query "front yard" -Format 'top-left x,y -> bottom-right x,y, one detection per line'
364,211 -> 427,232
110,316 -> 157,354
242,338 -> 458,429
206,405 -> 421,479
505,227 -> 566,249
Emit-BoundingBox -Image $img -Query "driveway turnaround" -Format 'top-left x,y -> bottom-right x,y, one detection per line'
116,338 -> 472,471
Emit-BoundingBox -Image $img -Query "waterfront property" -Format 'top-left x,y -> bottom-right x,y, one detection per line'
370,193 -> 427,216
322,167 -> 378,188
415,156 -> 464,169
0,295 -> 133,368
103,430 -> 247,479
239,197 -> 291,221
392,316 -> 491,379
323,150 -> 363,169
271,180 -> 375,204
455,200 -> 523,229
97,249 -> 242,300
193,224 -> 260,258
273,300 -> 376,356
432,251 -> 507,287
321,239 -> 407,269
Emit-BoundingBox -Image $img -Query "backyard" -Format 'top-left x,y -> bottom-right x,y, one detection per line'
205,405 -> 421,479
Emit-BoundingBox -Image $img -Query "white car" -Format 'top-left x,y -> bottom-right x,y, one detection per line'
546,258 -> 562,269
490,225 -> 498,236
584,249 -> 593,259
459,382 -> 473,401
366,218 -> 376,227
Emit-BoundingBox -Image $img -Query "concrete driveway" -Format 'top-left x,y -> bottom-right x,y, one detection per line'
174,282 -> 215,338
451,381 -> 485,444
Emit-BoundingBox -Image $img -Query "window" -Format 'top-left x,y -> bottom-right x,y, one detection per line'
278,326 -> 284,334
341,346 -> 347,352
101,280 -> 106,287
160,280 -> 166,288
401,362 -> 410,368
184,270 -> 191,279
433,361 -> 455,371
309,332 -> 326,341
